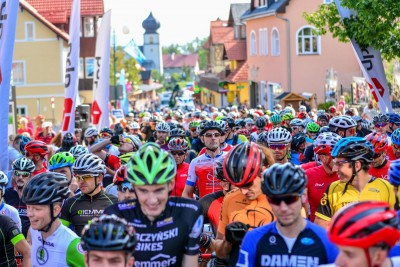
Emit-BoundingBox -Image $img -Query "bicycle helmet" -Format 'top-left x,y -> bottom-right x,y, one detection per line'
361,119 -> 373,130
262,162 -> 307,196
270,114 -> 282,124
329,115 -> 357,130
19,136 -> 31,156
155,122 -> 170,133
297,112 -> 308,119
81,214 -> 137,252
218,120 -> 229,133
25,140 -> 48,157
257,132 -> 269,146
84,127 -> 98,138
392,128 -> 400,146
365,132 -> 388,153
72,154 -> 106,175
255,117 -> 266,128
49,152 -> 75,171
215,158 -> 227,182
331,137 -> 374,163
100,127 -> 113,136
291,133 -> 306,151
389,159 -> 400,187
169,128 -> 186,138
69,145 -> 88,159
130,122 -> 140,130
319,126 -> 330,133
168,138 -> 189,151
328,106 -> 337,113
306,122 -> 320,133
0,171 -> 8,189
119,152 -> 134,165
389,113 -> 400,125
290,118 -> 304,127
282,113 -> 294,121
12,157 -> 35,172
113,165 -> 127,185
127,143 -> 176,185
22,172 -> 70,204
223,142 -> 264,187
313,132 -> 342,155
244,118 -> 254,125
352,115 -> 362,123
200,121 -> 222,136
167,121 -> 177,131
222,117 -> 235,128
268,127 -> 292,144
373,114 -> 389,124
124,135 -> 142,151
317,114 -> 329,122
196,120 -> 208,135
61,132 -> 76,151
328,201 -> 400,249
189,121 -> 200,129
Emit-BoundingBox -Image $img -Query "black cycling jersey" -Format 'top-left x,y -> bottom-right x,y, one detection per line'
0,214 -> 24,267
60,190 -> 117,236
4,188 -> 29,237
104,197 -> 203,267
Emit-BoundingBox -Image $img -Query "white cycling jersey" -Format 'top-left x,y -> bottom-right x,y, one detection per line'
0,202 -> 21,231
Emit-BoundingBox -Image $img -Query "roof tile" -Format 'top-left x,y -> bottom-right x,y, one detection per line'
163,54 -> 198,68
224,41 -> 246,61
226,61 -> 248,82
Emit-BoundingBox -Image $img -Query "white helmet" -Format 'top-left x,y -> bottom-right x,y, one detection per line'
84,127 -> 99,138
73,154 -> 105,175
0,171 -> 8,188
329,115 -> 357,130
69,145 -> 88,159
155,122 -> 170,133
125,135 -> 142,151
12,157 -> 35,173
289,118 -> 304,127
130,122 -> 140,130
268,127 -> 292,144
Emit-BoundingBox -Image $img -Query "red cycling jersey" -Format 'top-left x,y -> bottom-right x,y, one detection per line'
301,161 -> 318,170
369,159 -> 390,180
171,162 -> 189,197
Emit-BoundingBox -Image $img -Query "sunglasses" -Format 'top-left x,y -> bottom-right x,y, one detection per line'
100,132 -> 112,138
118,183 -> 135,193
373,152 -> 383,159
269,144 -> 287,150
267,194 -> 301,206
291,126 -> 300,130
333,159 -> 351,167
190,128 -> 197,132
170,151 -> 186,156
75,174 -> 99,182
14,171 -> 30,177
374,123 -> 387,128
204,133 -> 221,138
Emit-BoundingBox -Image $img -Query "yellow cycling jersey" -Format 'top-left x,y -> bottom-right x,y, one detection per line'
315,177 -> 395,221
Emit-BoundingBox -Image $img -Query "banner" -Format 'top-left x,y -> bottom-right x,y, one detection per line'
124,38 -> 146,64
119,69 -> 130,115
334,0 -> 392,113
0,0 -> 20,172
62,0 -> 80,134
91,10 -> 111,130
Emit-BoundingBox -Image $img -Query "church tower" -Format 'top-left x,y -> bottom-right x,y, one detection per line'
142,12 -> 163,75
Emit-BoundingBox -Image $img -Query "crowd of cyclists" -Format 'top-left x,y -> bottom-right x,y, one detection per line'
1,102 -> 400,266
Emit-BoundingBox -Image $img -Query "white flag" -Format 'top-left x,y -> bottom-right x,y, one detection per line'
334,0 -> 392,114
62,0 -> 80,134
0,0 -> 20,172
92,10 -> 111,130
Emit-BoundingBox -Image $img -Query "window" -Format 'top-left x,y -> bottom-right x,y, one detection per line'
85,58 -> 94,78
259,28 -> 268,56
250,31 -> 257,56
17,106 -> 27,116
83,17 -> 95,37
297,27 -> 320,55
257,0 -> 267,7
79,58 -> 84,79
12,62 -> 25,85
25,22 -> 35,40
271,28 -> 280,56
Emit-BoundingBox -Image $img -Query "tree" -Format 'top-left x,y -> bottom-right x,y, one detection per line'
109,46 -> 141,89
304,1 -> 400,60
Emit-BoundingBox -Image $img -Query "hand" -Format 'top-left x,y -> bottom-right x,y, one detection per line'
199,233 -> 212,249
225,221 -> 248,245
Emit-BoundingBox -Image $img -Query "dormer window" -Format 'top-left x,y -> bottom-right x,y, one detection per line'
83,17 -> 95,37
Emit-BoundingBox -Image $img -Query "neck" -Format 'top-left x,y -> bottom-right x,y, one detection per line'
322,163 -> 334,175
87,187 -> 101,197
276,217 -> 306,238
35,161 -> 44,170
228,132 -> 234,139
276,157 -> 288,164
351,172 -> 371,192
41,219 -> 61,239
381,258 -> 393,267
206,148 -> 221,158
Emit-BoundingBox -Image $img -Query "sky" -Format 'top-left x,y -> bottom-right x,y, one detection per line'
103,0 -> 250,47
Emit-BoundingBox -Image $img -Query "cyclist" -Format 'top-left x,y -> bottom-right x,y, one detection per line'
388,113 -> 400,138
365,132 -> 391,180
270,114 -> 282,129
0,171 -> 22,230
112,166 -> 136,202
373,114 -> 389,135
182,121 -> 226,199
69,145 -> 88,160
58,132 -> 76,153
24,140 -> 48,176
328,115 -> 357,138
326,201 -> 400,267
154,121 -> 170,151
315,137 -> 396,229
214,142 -> 275,266
23,172 -> 85,266
317,113 -> 329,127
223,117 -> 246,146
290,133 -> 306,165
48,152 -> 78,197
104,143 -> 203,267
391,128 -> 400,159
168,137 -> 190,197
84,127 -> 100,148
290,118 -> 305,135
4,157 -> 36,236
267,127 -> 292,164
81,214 -> 137,267
256,131 -> 268,147
198,120 -> 233,155
281,112 -> 294,133
305,121 -> 320,144
60,153 -> 117,236
237,163 -> 338,267
250,117 -> 267,142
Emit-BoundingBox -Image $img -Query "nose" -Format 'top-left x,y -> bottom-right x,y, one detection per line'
332,164 -> 339,172
334,250 -> 345,267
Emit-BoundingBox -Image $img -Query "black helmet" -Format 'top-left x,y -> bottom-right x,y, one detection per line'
81,214 -> 137,252
200,121 -> 222,136
221,117 -> 235,128
255,117 -> 266,128
262,163 -> 307,196
100,127 -> 113,136
20,136 -> 31,155
291,133 -> 306,151
331,137 -> 374,163
372,114 -> 389,124
169,128 -> 186,138
61,132 -> 76,152
22,172 -> 70,205
167,121 -> 177,131
215,158 -> 227,182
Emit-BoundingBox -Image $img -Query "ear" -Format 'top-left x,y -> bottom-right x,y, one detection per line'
53,203 -> 62,216
301,189 -> 308,204
200,136 -> 205,143
168,179 -> 175,192
370,248 -> 388,266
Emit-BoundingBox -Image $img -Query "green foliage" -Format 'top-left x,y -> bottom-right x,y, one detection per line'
109,46 -> 141,90
304,1 -> 400,60
317,101 -> 335,111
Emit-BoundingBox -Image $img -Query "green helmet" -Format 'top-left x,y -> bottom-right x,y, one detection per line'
270,114 -> 282,124
49,152 -> 75,171
307,122 -> 320,133
119,152 -> 135,165
282,113 -> 294,121
127,143 -> 176,185
189,121 -> 200,129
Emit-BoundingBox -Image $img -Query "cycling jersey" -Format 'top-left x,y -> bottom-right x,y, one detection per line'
0,214 -> 25,267
226,134 -> 246,146
300,161 -> 318,171
171,162 -> 189,197
305,165 -> 338,222
198,143 -> 232,156
186,152 -> 226,198
32,167 -> 48,177
30,223 -> 85,267
315,177 -> 395,221
0,202 -> 22,231
236,221 -> 338,267
4,188 -> 29,237
104,197 -> 203,267
368,159 -> 390,180
290,151 -> 302,165
60,190 -> 117,236
199,190 -> 224,234
156,140 -> 169,151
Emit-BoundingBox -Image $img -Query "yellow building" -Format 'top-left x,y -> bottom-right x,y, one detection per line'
13,1 -> 69,126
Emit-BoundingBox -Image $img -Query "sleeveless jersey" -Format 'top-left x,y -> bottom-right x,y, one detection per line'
30,224 -> 85,267
0,202 -> 22,231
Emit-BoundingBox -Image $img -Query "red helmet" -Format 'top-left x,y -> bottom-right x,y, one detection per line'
223,142 -> 263,187
297,112 -> 307,119
25,140 -> 48,157
328,201 -> 400,249
329,106 -> 337,113
365,132 -> 387,153
113,165 -> 127,185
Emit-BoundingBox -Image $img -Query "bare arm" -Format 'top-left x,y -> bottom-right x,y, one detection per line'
89,139 -> 112,153
181,185 -> 195,199
14,239 -> 31,267
182,254 -> 198,267
213,231 -> 232,260
314,217 -> 330,230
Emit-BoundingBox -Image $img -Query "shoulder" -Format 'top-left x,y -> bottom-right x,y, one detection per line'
168,197 -> 202,213
244,223 -> 276,241
305,221 -> 329,237
223,189 -> 241,201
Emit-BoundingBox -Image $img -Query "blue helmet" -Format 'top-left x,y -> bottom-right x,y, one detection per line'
392,129 -> 400,146
389,113 -> 400,125
389,159 -> 400,187
331,137 -> 374,163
